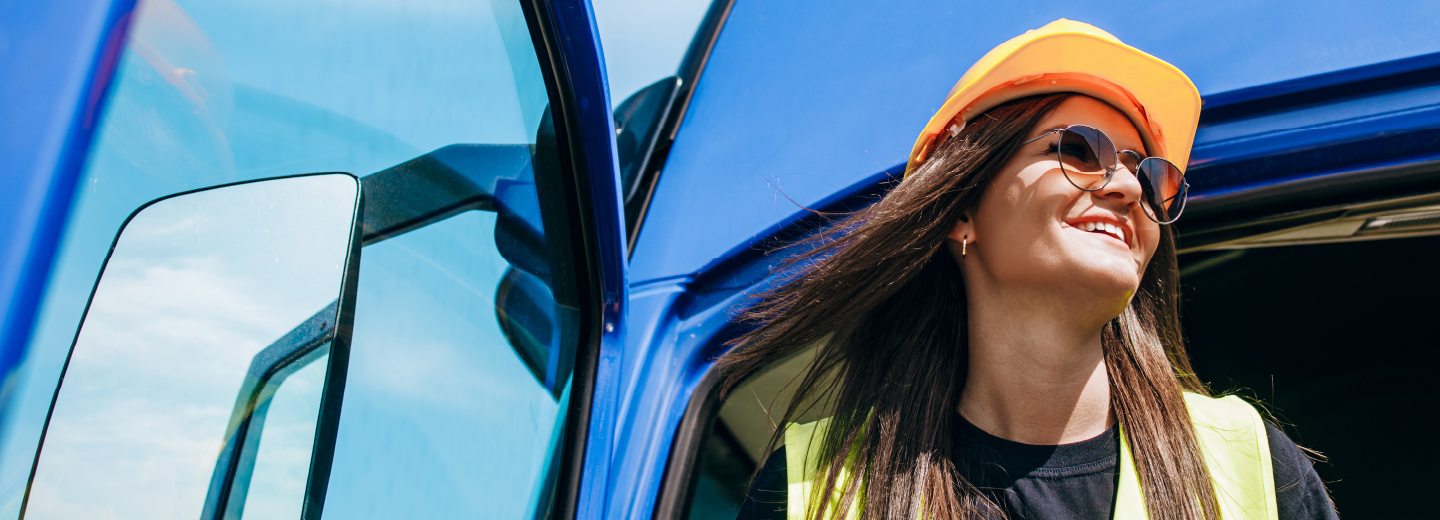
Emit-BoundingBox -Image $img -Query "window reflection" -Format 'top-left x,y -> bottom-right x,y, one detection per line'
22,176 -> 357,520
7,0 -> 573,517
324,212 -> 567,518
240,354 -> 328,519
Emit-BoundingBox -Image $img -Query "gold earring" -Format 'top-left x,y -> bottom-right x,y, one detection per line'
962,236 -> 968,258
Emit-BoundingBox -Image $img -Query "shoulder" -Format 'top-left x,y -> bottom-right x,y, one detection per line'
1263,423 -> 1339,519
1182,392 -> 1264,431
1183,393 -> 1338,518
1264,423 -> 1314,488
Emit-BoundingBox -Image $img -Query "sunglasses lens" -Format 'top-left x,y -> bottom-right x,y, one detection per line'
1058,126 -> 1117,191
1138,158 -> 1186,223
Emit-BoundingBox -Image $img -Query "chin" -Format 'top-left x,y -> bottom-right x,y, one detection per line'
1071,261 -> 1143,303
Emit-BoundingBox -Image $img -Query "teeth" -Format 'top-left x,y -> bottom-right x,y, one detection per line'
1075,221 -> 1126,244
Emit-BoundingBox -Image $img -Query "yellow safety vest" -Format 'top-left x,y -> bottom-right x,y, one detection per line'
783,393 -> 1278,520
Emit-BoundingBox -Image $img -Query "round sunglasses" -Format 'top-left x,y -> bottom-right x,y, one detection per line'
1022,125 -> 1188,224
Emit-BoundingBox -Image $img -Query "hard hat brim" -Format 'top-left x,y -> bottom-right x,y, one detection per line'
906,21 -> 1201,177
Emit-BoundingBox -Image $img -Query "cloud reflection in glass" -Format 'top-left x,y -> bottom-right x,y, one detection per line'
23,173 -> 360,520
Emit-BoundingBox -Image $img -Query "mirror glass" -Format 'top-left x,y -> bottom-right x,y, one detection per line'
24,173 -> 360,520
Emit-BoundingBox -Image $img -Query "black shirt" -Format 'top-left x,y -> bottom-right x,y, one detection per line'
737,417 -> 1336,519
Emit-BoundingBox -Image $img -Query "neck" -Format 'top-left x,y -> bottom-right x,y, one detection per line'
957,280 -> 1117,445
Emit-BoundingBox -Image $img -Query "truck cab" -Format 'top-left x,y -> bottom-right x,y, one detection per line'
2,0 -> 1437,518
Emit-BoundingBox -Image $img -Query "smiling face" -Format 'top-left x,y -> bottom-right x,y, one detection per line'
947,95 -> 1161,320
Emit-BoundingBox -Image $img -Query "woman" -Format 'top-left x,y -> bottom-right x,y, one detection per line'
719,20 -> 1337,520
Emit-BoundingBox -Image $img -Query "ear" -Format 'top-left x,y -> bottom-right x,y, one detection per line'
945,213 -> 976,246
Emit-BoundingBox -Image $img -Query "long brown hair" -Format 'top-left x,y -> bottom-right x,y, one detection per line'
716,93 -> 1219,520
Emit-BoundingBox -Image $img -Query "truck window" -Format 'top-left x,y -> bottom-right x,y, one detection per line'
6,0 -> 584,518
325,207 -> 571,518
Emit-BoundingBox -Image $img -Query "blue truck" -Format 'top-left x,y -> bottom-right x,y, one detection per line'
2,0 -> 1438,518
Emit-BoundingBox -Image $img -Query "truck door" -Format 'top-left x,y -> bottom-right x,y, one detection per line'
8,0 -> 623,519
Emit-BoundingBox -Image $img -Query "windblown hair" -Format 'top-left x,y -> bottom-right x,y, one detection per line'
716,93 -> 1219,520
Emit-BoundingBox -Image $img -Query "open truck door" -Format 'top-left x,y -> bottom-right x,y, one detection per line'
1,0 -> 625,519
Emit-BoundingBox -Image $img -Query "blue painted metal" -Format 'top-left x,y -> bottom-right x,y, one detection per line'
0,0 -> 136,419
1200,51 -> 1440,124
1187,52 -> 1440,202
540,1 -> 627,519
628,0 -> 1440,286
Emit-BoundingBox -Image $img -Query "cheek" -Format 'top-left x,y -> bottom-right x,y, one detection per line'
975,168 -> 1077,246
974,189 -> 1071,270
1135,221 -> 1162,267
973,181 -> 1043,247
980,165 -> 1064,222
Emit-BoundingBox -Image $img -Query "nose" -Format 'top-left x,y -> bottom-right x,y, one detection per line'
1098,165 -> 1144,209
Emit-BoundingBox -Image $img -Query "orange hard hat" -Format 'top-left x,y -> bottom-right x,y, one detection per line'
905,19 -> 1201,177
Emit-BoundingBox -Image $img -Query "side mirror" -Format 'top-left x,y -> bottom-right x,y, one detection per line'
23,173 -> 362,520
27,112 -> 577,520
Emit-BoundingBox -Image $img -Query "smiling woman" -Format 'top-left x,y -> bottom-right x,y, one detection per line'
709,20 -> 1338,520
953,96 -> 1161,331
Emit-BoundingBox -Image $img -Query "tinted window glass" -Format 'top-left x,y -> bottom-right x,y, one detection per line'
5,0 -> 579,517
325,212 -> 568,518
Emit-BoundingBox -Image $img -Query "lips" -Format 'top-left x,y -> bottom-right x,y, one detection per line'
1074,220 -> 1127,246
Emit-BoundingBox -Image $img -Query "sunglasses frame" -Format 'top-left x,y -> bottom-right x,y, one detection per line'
1022,125 -> 1190,225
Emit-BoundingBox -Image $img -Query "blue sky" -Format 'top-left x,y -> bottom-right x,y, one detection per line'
592,0 -> 711,106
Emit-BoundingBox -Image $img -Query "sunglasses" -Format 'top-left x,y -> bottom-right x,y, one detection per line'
1022,125 -> 1188,224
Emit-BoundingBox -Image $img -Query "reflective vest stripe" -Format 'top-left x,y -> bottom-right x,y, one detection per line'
784,393 -> 1278,520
